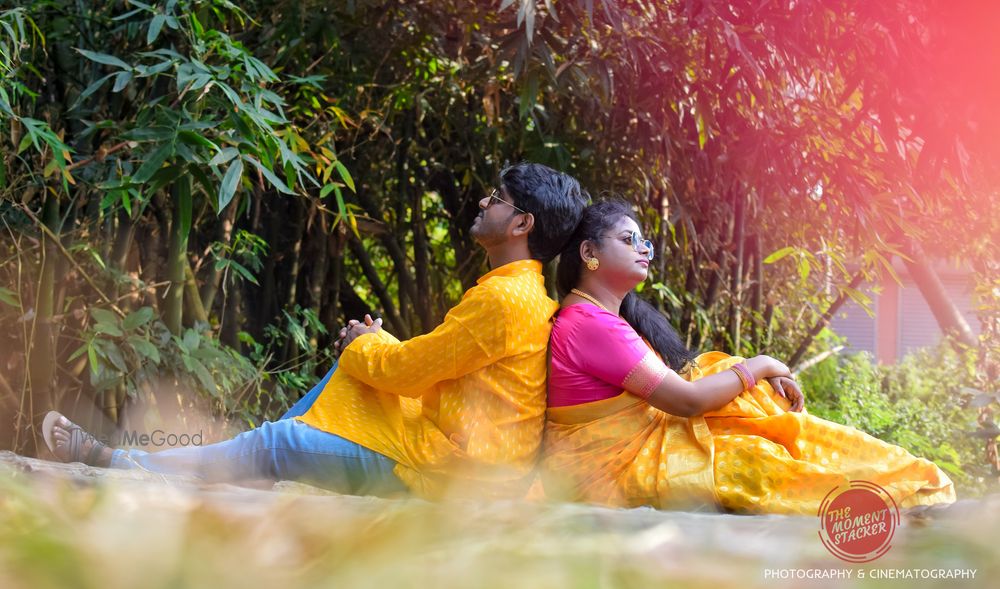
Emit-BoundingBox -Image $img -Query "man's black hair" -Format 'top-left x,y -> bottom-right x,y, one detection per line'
499,162 -> 589,264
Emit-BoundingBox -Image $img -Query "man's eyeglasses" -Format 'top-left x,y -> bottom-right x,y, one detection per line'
604,230 -> 655,261
487,188 -> 527,214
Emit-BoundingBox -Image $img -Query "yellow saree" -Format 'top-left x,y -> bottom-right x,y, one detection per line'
541,351 -> 956,514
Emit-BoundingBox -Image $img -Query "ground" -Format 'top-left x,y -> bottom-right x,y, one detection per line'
0,451 -> 996,589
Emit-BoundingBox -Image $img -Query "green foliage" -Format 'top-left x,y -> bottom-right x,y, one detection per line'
0,0 -> 996,464
240,305 -> 335,423
75,304 -> 245,408
212,229 -> 268,286
74,299 -> 330,430
800,334 -> 988,495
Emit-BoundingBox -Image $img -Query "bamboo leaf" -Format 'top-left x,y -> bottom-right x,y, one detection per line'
209,147 -> 239,167
147,14 -> 166,44
244,155 -> 295,195
228,260 -> 259,285
177,130 -> 218,151
112,7 -> 146,21
219,158 -> 243,211
127,336 -> 161,364
763,246 -> 795,264
94,322 -> 124,337
0,287 -> 19,308
71,73 -> 115,109
181,328 -> 199,352
334,160 -> 355,192
186,356 -> 217,397
122,306 -> 155,330
76,48 -> 131,70
95,339 -> 128,371
87,343 -> 99,374
68,342 -> 88,362
91,308 -> 119,325
133,144 -> 172,183
112,70 -> 132,92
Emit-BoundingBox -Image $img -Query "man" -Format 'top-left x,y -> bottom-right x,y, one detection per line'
44,162 -> 588,499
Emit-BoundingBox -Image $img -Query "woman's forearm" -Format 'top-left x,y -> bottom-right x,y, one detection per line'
646,370 -> 746,417
646,356 -> 787,417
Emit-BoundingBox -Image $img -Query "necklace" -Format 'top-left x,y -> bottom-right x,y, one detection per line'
570,288 -> 610,312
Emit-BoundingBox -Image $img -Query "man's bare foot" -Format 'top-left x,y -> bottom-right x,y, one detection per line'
41,411 -> 114,467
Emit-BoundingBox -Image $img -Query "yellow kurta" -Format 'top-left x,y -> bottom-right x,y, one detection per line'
298,260 -> 558,499
541,351 -> 956,514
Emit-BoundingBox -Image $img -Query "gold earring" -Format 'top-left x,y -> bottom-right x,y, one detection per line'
586,258 -> 599,271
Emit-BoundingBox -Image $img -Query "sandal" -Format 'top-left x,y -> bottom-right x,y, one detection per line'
42,410 -> 108,466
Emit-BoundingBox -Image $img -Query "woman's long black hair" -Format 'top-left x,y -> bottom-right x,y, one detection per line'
556,200 -> 697,372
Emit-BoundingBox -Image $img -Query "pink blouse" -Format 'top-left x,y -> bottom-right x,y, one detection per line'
548,304 -> 671,407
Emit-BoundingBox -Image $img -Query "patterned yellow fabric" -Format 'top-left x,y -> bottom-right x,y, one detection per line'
297,260 -> 558,499
541,351 -> 956,514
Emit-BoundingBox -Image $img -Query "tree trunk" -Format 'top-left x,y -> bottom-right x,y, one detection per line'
280,198 -> 307,365
164,176 -> 192,335
259,195 -> 279,338
680,218 -> 703,342
220,280 -> 242,351
901,242 -> 978,348
183,260 -> 209,327
694,216 -> 732,350
750,234 -> 763,352
348,237 -> 410,339
308,208 -> 330,312
354,187 -> 419,308
430,168 -> 479,291
394,110 -> 415,327
727,190 -> 745,355
787,270 -> 865,369
319,239 -> 345,351
412,189 -> 434,333
27,191 -> 60,454
200,192 -> 239,314
111,208 -> 137,278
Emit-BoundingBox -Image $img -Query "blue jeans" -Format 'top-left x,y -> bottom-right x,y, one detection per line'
111,363 -> 406,496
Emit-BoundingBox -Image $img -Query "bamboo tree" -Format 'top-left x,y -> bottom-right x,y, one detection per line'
164,176 -> 192,335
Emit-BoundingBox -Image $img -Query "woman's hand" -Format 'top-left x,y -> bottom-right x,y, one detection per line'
746,355 -> 791,381
766,376 -> 805,412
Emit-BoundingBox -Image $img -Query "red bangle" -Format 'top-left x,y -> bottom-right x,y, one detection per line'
732,362 -> 756,391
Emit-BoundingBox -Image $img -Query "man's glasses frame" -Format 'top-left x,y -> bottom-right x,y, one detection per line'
487,188 -> 528,214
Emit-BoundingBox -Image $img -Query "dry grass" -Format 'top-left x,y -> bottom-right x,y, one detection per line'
0,452 -> 996,589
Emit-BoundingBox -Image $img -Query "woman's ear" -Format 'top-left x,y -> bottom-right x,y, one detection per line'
579,240 -> 595,262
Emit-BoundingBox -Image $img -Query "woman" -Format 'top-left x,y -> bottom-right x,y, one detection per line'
541,200 -> 956,514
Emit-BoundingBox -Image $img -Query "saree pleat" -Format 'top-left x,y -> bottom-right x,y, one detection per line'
542,351 -> 955,514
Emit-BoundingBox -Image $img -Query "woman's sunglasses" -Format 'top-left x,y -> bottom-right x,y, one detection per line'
604,230 -> 654,261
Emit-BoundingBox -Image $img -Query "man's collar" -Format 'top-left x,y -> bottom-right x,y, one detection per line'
477,259 -> 543,284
